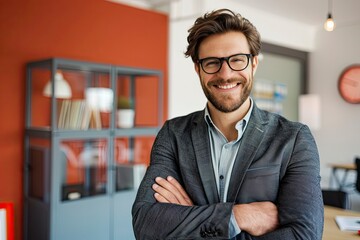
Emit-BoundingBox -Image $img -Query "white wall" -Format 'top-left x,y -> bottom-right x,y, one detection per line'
169,0 -> 316,119
309,25 -> 360,188
169,17 -> 207,118
201,0 -> 316,52
168,0 -> 360,190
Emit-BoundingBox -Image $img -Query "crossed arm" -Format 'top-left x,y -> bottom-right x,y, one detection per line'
132,122 -> 323,239
153,176 -> 279,236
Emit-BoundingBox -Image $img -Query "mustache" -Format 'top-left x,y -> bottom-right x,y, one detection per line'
207,77 -> 244,86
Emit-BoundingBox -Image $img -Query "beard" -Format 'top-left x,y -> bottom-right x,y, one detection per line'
200,75 -> 253,113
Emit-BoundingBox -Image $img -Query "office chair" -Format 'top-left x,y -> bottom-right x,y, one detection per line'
355,157 -> 360,192
322,189 -> 350,209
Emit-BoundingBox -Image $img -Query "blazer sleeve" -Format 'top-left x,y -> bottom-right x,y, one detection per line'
132,121 -> 234,239
244,125 -> 324,240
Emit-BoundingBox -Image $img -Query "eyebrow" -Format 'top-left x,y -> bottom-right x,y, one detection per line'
199,53 -> 249,60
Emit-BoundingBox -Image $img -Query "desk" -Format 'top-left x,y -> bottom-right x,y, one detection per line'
324,205 -> 360,239
329,163 -> 356,190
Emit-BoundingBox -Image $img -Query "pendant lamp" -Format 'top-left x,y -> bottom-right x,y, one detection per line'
324,0 -> 335,31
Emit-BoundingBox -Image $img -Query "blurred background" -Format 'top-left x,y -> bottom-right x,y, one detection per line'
1,0 -> 359,239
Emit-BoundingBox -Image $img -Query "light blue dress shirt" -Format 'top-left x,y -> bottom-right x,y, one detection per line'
204,98 -> 253,238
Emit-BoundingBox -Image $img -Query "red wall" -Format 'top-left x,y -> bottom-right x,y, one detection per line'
0,1 -> 168,239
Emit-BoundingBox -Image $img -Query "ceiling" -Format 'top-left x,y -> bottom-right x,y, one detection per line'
233,0 -> 360,28
114,0 -> 360,29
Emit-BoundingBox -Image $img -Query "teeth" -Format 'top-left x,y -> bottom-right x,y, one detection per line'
217,83 -> 237,89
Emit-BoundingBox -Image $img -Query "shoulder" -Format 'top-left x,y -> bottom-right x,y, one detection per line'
253,107 -> 319,159
164,110 -> 205,132
252,105 -> 309,135
154,110 -> 206,145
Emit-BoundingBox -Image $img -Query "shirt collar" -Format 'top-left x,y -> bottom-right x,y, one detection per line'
204,97 -> 254,133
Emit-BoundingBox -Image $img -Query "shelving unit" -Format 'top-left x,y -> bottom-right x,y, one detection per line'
24,58 -> 163,240
252,80 -> 287,115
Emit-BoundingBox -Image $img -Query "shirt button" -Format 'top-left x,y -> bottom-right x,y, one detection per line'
220,175 -> 224,180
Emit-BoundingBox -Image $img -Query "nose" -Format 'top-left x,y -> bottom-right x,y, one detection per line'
217,60 -> 233,79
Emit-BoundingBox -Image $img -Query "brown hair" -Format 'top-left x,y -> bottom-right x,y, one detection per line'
185,9 -> 261,62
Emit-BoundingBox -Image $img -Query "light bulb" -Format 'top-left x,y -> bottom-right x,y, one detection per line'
324,14 -> 335,31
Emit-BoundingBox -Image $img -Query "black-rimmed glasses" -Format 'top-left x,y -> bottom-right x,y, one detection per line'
197,53 -> 252,74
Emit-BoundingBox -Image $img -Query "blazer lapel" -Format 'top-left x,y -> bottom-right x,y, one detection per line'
227,105 -> 268,202
191,112 -> 220,204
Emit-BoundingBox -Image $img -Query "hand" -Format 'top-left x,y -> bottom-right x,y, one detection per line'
233,201 -> 279,236
152,176 -> 193,206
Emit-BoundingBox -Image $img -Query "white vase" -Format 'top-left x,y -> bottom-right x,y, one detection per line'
117,109 -> 135,128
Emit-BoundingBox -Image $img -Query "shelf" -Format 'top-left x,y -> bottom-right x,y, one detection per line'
24,58 -> 163,240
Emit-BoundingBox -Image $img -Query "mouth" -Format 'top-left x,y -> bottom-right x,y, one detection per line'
216,82 -> 240,90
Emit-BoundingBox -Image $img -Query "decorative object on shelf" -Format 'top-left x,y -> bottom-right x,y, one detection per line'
117,96 -> 135,128
85,87 -> 113,112
324,0 -> 335,31
299,94 -> 321,131
84,88 -> 113,129
43,71 -> 72,98
338,65 -> 360,104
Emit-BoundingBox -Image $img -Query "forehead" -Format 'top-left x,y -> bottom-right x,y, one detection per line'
198,31 -> 250,58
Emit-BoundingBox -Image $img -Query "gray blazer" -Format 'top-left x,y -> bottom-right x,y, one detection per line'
132,104 -> 323,239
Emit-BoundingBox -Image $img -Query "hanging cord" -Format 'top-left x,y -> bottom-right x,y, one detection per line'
328,0 -> 333,16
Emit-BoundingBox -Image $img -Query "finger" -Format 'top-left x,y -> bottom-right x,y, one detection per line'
154,192 -> 169,203
167,176 -> 193,205
152,183 -> 180,204
154,178 -> 182,204
155,177 -> 187,205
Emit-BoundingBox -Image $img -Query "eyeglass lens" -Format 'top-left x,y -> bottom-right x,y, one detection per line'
201,54 -> 250,74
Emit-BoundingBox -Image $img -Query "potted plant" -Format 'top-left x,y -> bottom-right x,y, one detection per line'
116,96 -> 135,128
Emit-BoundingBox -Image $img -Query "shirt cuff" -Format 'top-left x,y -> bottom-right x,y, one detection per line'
229,210 -> 241,238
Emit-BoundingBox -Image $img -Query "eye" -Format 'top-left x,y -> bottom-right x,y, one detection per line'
230,55 -> 246,63
203,58 -> 220,67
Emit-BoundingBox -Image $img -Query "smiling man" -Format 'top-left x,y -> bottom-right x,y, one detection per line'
132,9 -> 323,239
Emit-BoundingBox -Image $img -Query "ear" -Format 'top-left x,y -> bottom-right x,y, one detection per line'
251,55 -> 259,76
194,63 -> 201,77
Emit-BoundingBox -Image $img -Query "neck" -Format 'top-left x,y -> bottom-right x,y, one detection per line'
208,97 -> 251,141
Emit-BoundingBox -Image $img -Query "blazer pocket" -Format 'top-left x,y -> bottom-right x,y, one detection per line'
238,165 -> 280,203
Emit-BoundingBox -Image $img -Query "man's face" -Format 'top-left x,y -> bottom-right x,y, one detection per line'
195,31 -> 258,113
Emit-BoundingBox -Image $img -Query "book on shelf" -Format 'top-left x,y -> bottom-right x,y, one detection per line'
57,99 -> 102,130
89,108 -> 102,129
57,99 -> 70,129
81,103 -> 91,130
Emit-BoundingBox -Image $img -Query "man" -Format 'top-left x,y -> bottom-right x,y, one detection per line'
132,9 -> 323,239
